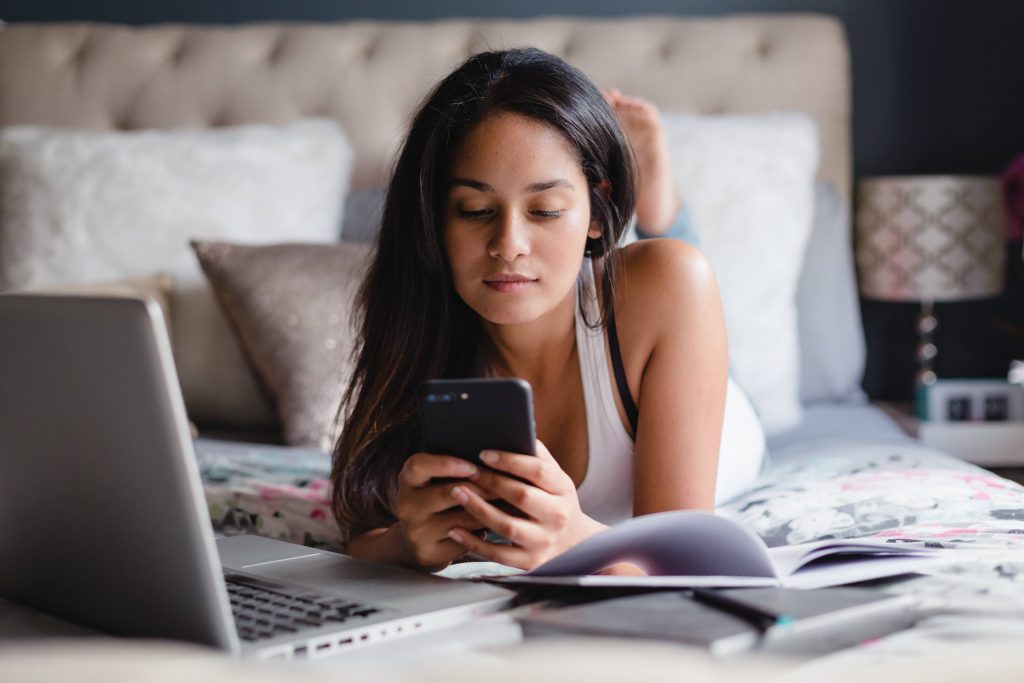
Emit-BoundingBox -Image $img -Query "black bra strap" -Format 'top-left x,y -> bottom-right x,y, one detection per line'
606,306 -> 639,437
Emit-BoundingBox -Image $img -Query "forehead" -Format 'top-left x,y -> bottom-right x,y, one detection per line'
449,111 -> 585,182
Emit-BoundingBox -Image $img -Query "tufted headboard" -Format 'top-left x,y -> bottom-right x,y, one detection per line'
0,15 -> 850,200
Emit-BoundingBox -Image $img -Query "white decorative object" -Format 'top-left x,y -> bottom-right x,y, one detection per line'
662,113 -> 819,435
0,120 -> 354,426
919,379 -> 1024,423
1009,360 -> 1024,386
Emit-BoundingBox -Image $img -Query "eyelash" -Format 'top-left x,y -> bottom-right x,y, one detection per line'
457,209 -> 563,220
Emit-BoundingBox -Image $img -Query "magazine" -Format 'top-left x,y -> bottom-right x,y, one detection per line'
494,510 -> 945,589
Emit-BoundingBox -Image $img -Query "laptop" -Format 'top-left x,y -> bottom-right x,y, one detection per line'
0,293 -> 514,660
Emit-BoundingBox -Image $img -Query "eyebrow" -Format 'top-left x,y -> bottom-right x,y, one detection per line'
450,177 -> 575,193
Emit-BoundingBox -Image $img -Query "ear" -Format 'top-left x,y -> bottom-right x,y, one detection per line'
589,180 -> 612,240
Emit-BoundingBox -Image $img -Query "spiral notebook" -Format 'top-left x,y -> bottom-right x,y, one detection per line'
519,587 -> 920,656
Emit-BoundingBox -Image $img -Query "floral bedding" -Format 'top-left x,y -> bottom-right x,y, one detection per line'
719,441 -> 1024,551
195,435 -> 1024,661
717,440 -> 1024,665
196,436 -> 1024,555
197,438 -> 342,550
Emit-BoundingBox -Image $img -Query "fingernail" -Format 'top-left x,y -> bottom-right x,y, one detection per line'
448,529 -> 463,543
479,450 -> 499,464
451,486 -> 469,504
457,461 -> 478,477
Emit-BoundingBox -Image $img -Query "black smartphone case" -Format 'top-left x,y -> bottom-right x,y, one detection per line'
418,378 -> 536,463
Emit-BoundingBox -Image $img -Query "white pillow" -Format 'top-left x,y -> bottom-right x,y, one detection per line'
797,181 -> 867,403
715,376 -> 767,506
662,112 -> 818,435
0,120 -> 354,426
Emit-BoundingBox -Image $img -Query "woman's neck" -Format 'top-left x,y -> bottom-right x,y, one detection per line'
482,288 -> 578,390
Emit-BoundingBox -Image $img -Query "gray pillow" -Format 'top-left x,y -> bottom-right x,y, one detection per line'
193,240 -> 371,450
796,182 -> 867,403
341,188 -> 386,244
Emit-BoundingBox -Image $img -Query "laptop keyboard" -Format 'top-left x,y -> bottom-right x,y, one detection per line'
224,573 -> 384,642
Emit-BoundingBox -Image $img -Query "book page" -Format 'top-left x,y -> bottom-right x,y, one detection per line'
527,510 -> 776,578
780,555 -> 950,590
498,574 -> 779,588
768,540 -> 941,577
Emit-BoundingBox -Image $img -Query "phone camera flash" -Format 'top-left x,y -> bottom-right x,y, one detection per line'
460,393 -> 469,400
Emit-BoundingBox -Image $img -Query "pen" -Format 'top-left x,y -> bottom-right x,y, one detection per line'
688,588 -> 794,634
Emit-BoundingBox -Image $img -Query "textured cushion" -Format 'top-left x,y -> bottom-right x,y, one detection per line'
193,240 -> 371,450
662,112 -> 818,435
797,182 -> 867,403
0,120 -> 354,426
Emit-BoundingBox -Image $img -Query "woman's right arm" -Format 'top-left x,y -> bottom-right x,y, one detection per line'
344,453 -> 489,572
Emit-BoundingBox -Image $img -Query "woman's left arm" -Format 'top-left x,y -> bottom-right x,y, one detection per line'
626,239 -> 728,514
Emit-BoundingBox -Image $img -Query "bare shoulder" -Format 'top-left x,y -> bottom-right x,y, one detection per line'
611,239 -> 719,333
592,238 -> 723,395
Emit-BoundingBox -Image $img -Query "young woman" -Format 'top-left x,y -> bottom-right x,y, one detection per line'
331,47 -> 732,573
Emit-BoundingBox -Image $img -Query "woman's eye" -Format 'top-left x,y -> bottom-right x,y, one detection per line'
532,210 -> 563,219
457,208 -> 492,220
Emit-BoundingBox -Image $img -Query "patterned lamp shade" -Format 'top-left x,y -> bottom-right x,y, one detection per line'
855,176 -> 1005,301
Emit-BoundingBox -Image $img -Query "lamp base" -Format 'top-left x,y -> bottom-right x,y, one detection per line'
913,300 -> 939,419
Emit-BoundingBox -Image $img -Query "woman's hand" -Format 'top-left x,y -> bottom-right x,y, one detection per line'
446,440 -> 606,570
392,453 -> 491,572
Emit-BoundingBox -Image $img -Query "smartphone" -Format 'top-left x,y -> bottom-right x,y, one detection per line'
418,378 -> 537,464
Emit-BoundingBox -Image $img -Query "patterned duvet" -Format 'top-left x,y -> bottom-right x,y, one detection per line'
195,436 -> 1024,663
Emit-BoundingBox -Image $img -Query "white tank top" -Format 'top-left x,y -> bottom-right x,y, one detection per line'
573,258 -> 636,526
568,257 -> 767,525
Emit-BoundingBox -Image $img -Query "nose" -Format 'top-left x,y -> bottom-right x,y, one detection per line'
487,209 -> 530,262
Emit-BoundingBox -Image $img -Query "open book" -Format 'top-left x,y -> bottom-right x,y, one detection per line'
494,510 -> 945,589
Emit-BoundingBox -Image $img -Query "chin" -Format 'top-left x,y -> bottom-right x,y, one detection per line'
475,305 -> 542,327
469,296 -> 545,327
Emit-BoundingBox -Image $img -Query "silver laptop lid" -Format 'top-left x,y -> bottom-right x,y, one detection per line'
0,294 -> 239,652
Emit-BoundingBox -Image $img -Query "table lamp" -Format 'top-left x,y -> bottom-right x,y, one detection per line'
854,175 -> 1005,395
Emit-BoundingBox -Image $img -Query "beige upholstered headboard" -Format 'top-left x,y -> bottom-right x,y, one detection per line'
0,15 -> 851,199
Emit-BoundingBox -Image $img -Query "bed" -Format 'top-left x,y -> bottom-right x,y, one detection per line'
1,13 -> 1023,679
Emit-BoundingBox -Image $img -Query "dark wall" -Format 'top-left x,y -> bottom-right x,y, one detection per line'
3,0 -> 1023,398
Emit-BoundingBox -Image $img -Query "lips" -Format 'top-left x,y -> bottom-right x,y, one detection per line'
483,273 -> 537,293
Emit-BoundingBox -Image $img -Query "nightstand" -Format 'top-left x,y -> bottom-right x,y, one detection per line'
875,401 -> 918,438
874,401 -> 1024,485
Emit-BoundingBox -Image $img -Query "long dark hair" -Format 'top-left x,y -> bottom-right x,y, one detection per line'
331,47 -> 637,537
